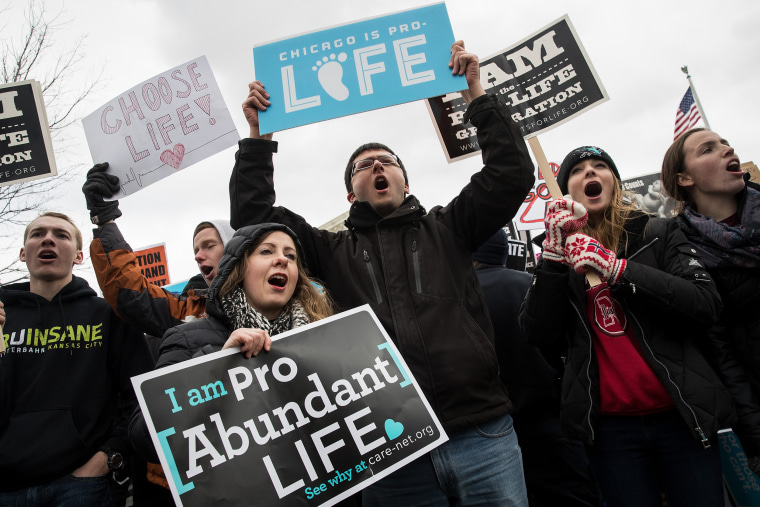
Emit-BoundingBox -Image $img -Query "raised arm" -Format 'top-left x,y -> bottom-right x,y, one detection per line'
85,166 -> 206,337
438,42 -> 535,249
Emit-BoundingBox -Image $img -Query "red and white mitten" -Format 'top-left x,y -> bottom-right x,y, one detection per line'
542,198 -> 588,264
564,233 -> 627,285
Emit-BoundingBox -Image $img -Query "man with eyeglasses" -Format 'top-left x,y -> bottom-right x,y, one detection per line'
230,40 -> 535,505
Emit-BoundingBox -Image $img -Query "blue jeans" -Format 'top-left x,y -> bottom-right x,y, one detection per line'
362,413 -> 528,506
586,409 -> 723,507
0,474 -> 115,506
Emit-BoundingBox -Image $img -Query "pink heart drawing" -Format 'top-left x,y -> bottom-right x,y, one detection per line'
160,143 -> 185,169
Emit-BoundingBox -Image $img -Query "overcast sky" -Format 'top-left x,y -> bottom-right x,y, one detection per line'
2,0 -> 759,291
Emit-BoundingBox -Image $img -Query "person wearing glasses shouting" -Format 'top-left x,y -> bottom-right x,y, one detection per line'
229,40 -> 535,506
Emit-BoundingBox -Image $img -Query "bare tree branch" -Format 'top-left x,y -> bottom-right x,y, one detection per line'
0,0 -> 101,283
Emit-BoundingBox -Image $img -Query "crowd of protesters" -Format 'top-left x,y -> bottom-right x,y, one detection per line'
1,35 -> 758,507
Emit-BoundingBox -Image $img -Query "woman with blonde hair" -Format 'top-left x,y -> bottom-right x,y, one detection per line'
661,128 -> 760,475
520,146 -> 734,506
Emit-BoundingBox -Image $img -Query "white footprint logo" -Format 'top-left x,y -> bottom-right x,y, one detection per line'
312,53 -> 349,101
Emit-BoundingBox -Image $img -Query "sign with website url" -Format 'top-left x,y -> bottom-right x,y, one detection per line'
252,2 -> 465,134
132,306 -> 447,506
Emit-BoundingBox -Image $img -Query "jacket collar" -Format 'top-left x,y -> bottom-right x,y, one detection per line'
345,195 -> 425,231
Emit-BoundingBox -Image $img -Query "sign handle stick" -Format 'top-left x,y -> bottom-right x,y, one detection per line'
528,137 -> 601,287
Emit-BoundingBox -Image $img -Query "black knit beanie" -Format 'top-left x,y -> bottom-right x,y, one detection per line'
472,229 -> 509,266
557,146 -> 621,194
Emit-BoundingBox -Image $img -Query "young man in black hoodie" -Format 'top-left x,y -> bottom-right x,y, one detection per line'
0,212 -> 153,505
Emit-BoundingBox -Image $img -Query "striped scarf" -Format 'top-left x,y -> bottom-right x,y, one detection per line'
220,286 -> 310,336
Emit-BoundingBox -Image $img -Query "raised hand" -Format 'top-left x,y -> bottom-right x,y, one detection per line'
542,197 -> 588,264
82,162 -> 121,225
242,80 -> 272,140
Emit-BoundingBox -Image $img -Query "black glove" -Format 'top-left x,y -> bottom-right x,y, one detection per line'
82,162 -> 122,225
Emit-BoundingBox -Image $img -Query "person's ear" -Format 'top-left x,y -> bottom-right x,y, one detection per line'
404,183 -> 410,195
347,191 -> 356,203
676,173 -> 693,188
73,250 -> 84,266
19,247 -> 26,263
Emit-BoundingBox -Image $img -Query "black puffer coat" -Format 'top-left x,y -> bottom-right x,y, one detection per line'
520,212 -> 735,445
676,181 -> 760,454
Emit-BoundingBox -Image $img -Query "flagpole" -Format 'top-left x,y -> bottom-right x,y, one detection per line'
680,66 -> 711,130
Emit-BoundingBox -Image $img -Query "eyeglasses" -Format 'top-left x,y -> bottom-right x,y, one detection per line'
351,154 -> 399,177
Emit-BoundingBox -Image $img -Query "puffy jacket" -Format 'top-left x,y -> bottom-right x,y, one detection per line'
0,277 -> 153,490
229,94 -> 536,432
676,181 -> 760,454
520,212 -> 735,445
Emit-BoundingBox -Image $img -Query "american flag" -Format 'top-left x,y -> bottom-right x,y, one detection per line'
674,87 -> 701,140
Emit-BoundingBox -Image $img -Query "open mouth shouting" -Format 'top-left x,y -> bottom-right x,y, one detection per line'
38,250 -> 58,260
268,273 -> 289,290
584,181 -> 603,198
726,158 -> 742,174
199,265 -> 214,283
374,176 -> 389,192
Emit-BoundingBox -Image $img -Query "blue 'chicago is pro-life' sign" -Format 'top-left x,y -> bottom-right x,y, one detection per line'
252,2 -> 466,134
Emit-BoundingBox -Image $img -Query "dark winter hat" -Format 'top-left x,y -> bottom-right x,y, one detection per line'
473,229 -> 509,266
557,146 -> 621,194
344,142 -> 408,192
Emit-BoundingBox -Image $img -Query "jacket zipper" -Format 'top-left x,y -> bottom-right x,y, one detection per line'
628,308 -> 711,449
568,299 -> 596,442
619,237 -> 658,294
363,250 -> 383,304
411,240 -> 422,293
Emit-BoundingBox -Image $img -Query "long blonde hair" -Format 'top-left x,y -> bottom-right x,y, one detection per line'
219,231 -> 334,322
581,183 -> 639,255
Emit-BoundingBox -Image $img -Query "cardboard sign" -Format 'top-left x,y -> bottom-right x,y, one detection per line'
426,15 -> 608,162
133,243 -> 170,287
0,80 -> 57,187
82,56 -> 238,198
253,2 -> 465,134
132,306 -> 447,506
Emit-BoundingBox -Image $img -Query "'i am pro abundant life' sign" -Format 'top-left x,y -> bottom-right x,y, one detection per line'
132,306 -> 447,506
253,2 -> 466,134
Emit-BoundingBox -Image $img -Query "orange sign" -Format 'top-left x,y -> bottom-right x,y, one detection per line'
134,243 -> 170,287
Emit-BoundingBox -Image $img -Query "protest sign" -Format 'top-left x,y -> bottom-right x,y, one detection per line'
133,243 -> 170,287
132,306 -> 447,506
82,56 -> 238,198
0,80 -> 57,187
253,2 -> 465,134
719,430 -> 760,507
426,14 -> 608,162
621,172 -> 676,218
513,162 -> 560,232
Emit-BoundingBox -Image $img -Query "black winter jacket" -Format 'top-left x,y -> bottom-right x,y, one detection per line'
0,277 -> 153,491
520,212 -> 735,445
676,181 -> 760,454
229,94 -> 536,432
